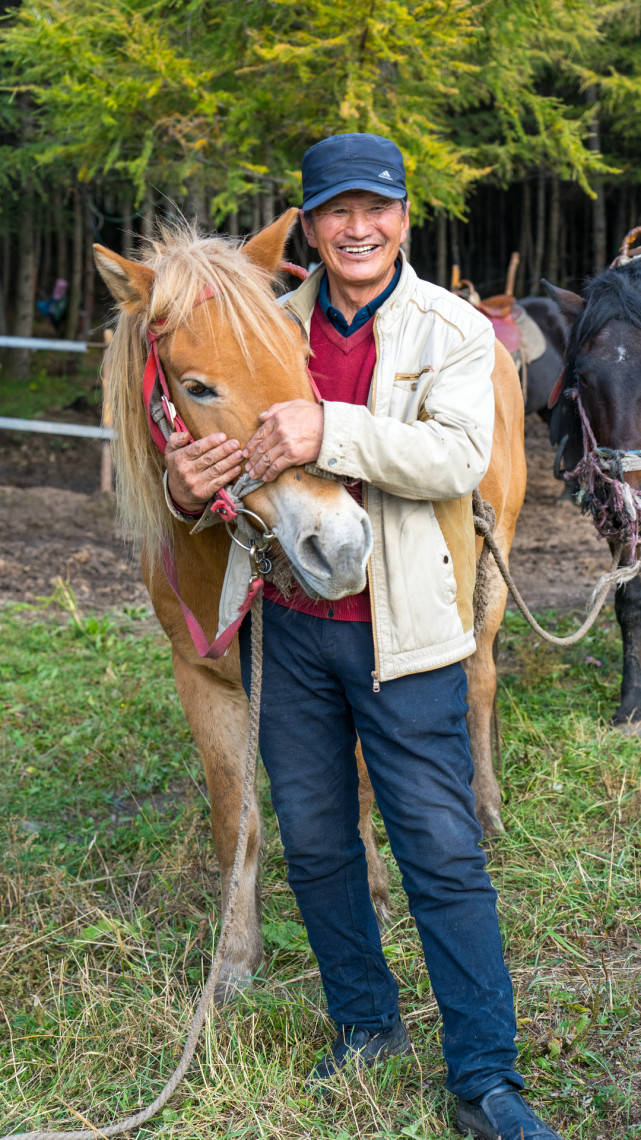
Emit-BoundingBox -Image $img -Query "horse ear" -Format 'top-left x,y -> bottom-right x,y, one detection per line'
541,279 -> 585,322
243,208 -> 299,274
93,244 -> 154,313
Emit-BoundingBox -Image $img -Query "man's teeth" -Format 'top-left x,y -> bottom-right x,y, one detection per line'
341,245 -> 377,255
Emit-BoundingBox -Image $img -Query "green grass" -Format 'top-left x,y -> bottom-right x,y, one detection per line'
1,598 -> 639,1138
0,352 -> 102,421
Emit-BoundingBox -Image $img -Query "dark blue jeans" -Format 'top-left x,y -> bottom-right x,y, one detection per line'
239,600 -> 523,1100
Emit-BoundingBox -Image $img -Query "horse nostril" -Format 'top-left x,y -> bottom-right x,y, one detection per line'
298,533 -> 333,579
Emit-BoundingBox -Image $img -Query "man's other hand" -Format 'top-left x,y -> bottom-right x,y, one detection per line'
244,400 -> 324,483
165,431 -> 243,512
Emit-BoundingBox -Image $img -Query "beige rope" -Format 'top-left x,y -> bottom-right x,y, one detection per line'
473,490 -> 641,647
3,596 -> 264,1140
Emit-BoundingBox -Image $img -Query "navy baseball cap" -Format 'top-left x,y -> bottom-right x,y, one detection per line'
302,133 -> 406,211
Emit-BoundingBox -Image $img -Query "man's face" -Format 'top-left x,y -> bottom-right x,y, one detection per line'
300,190 -> 410,297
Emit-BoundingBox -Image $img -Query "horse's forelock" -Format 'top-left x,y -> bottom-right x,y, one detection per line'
143,227 -> 298,364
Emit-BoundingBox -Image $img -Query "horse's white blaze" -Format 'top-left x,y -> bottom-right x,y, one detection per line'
267,481 -> 372,599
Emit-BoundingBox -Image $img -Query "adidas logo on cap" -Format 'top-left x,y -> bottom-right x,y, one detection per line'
379,169 -> 393,180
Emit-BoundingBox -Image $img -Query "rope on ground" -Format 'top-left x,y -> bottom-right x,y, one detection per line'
473,490 -> 641,647
2,596 -> 264,1140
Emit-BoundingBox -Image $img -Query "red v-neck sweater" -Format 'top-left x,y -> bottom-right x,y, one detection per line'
263,302 -> 375,620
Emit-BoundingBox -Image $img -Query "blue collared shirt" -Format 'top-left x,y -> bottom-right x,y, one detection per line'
318,259 -> 402,337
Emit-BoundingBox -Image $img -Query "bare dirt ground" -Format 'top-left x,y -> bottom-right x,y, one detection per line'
0,414 -> 610,615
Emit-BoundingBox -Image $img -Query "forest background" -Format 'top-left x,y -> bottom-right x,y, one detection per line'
1,0 -> 641,367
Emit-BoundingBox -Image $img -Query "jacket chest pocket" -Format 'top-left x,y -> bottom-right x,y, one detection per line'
390,367 -> 434,421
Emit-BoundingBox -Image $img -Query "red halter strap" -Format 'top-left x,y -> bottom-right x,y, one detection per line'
142,286 -> 219,453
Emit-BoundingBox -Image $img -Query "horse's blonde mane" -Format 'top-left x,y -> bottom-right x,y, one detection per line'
105,223 -> 303,564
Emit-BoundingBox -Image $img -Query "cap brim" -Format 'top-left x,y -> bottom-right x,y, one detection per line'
302,179 -> 406,211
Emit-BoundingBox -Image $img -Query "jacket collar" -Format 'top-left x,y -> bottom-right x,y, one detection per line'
285,250 -> 417,334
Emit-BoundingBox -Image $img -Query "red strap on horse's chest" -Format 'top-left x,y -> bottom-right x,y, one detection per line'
161,541 -> 261,658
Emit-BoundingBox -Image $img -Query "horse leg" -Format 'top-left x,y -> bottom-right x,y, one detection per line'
465,561 -> 508,837
171,651 -> 263,1001
356,743 -> 392,925
613,575 -> 641,733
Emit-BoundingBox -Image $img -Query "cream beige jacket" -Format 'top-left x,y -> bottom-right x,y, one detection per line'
214,255 -> 495,683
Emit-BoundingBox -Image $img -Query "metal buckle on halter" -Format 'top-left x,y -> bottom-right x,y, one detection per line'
224,506 -> 275,578
161,395 -> 178,430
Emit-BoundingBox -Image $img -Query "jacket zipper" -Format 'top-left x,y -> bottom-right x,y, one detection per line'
367,320 -> 382,693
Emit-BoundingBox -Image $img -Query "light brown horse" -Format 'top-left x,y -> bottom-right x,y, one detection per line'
94,212 -> 525,998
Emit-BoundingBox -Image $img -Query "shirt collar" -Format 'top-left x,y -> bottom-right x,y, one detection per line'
318,258 -> 402,337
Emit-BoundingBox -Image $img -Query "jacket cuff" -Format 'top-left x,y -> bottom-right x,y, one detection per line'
162,470 -> 218,532
316,401 -> 361,478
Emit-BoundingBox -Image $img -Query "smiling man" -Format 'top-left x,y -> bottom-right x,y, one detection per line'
165,133 -> 563,1140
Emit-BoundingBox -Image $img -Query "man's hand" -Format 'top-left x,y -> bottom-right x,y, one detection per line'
165,431 -> 243,512
244,400 -> 324,483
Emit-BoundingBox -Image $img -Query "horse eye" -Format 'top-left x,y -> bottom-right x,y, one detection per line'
184,381 -> 218,399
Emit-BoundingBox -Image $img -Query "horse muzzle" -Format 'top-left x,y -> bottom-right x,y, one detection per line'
249,477 -> 373,600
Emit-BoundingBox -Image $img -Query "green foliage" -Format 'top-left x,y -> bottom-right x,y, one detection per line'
1,599 -> 640,1136
0,0 -> 638,220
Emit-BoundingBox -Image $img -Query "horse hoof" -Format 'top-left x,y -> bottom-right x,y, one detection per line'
477,807 -> 505,839
612,717 -> 641,738
373,898 -> 393,929
213,970 -> 254,1006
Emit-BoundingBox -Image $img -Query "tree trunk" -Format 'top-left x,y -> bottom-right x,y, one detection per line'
587,86 -> 607,271
65,184 -> 84,341
515,180 -> 532,296
629,187 -> 638,234
78,191 -> 95,340
53,186 -> 68,283
12,183 -> 38,378
252,194 -> 262,234
40,222 -> 52,302
448,218 -> 461,276
226,210 -> 239,238
185,179 -> 206,227
614,187 -> 627,254
141,189 -> 155,245
1,230 -> 10,316
0,273 -> 7,337
498,190 -> 506,289
547,175 -> 561,284
436,215 -> 447,288
121,189 -> 135,259
530,171 -> 546,294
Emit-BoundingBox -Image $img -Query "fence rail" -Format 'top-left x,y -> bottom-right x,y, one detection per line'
0,336 -> 89,353
0,416 -> 114,440
0,329 -> 114,490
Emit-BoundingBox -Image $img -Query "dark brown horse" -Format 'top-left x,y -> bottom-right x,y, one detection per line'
545,258 -> 641,731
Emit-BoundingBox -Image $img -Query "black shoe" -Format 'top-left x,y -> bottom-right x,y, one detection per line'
307,1018 -> 412,1083
456,1083 -> 563,1139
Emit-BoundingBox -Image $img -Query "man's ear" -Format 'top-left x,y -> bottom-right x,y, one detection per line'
93,245 -> 154,313
299,207 -> 318,250
541,279 -> 585,323
243,208 -> 300,273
